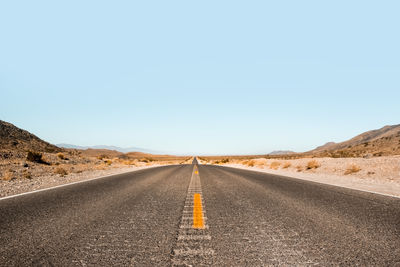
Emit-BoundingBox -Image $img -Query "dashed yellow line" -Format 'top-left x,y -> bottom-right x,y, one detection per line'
193,193 -> 204,229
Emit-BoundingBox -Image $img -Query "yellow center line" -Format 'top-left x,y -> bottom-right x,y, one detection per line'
193,193 -> 204,229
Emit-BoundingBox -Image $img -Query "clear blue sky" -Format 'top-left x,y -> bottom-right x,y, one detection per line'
1,1 -> 399,155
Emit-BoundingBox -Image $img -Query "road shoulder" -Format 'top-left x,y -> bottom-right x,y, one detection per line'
0,165 -> 163,199
218,163 -> 400,198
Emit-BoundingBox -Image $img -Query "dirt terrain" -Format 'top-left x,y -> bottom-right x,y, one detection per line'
310,124 -> 400,157
2,120 -> 400,197
198,124 -> 400,196
0,120 -> 191,197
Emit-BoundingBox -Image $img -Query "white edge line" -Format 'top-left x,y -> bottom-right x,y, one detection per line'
217,165 -> 400,200
0,164 -> 169,201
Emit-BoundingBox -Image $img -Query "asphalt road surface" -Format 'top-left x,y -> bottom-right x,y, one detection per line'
1,161 -> 400,266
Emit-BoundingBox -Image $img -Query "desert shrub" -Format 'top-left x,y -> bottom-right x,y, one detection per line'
282,162 -> 292,169
23,170 -> 32,179
123,160 -> 136,166
57,153 -> 66,160
104,159 -> 112,165
2,170 -> 15,181
306,160 -> 320,170
296,165 -> 303,172
344,164 -> 361,175
221,158 -> 229,164
246,160 -> 255,167
27,151 -> 44,163
117,154 -> 130,160
97,154 -> 108,160
54,167 -> 68,177
270,161 -> 281,170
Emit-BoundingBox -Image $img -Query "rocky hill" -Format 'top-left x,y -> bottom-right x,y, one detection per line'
0,120 -> 61,158
310,124 -> 400,157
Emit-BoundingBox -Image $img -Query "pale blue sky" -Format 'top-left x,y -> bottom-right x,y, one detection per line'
1,1 -> 399,155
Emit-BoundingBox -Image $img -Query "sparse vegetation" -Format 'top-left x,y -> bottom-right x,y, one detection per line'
296,165 -> 303,172
54,167 -> 68,177
57,152 -> 66,160
306,160 -> 321,170
215,158 -> 229,165
246,160 -> 254,167
97,154 -> 108,160
282,162 -> 291,169
27,151 -> 46,164
221,158 -> 229,163
270,161 -> 281,170
344,164 -> 361,175
122,160 -> 137,166
23,170 -> 32,179
2,170 -> 15,181
138,157 -> 155,163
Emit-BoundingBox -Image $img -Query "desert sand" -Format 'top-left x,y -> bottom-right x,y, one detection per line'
199,156 -> 400,198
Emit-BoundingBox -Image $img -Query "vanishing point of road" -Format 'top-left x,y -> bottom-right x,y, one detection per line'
1,159 -> 400,266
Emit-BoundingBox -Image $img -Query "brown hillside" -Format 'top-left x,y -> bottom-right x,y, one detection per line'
311,124 -> 400,157
0,120 -> 60,158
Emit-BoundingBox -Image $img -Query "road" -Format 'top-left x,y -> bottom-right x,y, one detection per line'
1,160 -> 400,266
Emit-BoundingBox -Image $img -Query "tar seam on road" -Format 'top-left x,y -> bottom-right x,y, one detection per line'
171,164 -> 214,265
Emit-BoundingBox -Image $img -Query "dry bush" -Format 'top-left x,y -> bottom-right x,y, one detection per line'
54,167 -> 68,177
104,159 -> 112,166
240,160 -> 249,166
246,160 -> 255,167
140,157 -> 155,163
243,159 -> 268,168
344,164 -> 361,175
122,160 -> 136,166
220,158 -> 229,164
57,152 -> 65,160
27,151 -> 46,164
214,159 -> 229,165
296,165 -> 303,172
2,170 -> 15,181
282,162 -> 292,169
306,160 -> 320,170
23,170 -> 32,179
270,161 -> 281,170
97,154 -> 108,160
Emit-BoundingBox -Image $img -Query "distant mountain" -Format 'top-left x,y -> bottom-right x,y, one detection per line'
268,150 -> 295,155
57,143 -> 162,154
312,142 -> 337,152
0,120 -> 61,155
310,124 -> 400,157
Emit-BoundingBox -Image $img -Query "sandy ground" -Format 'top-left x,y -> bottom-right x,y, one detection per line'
201,156 -> 400,198
0,164 -> 162,198
0,151 -> 193,198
